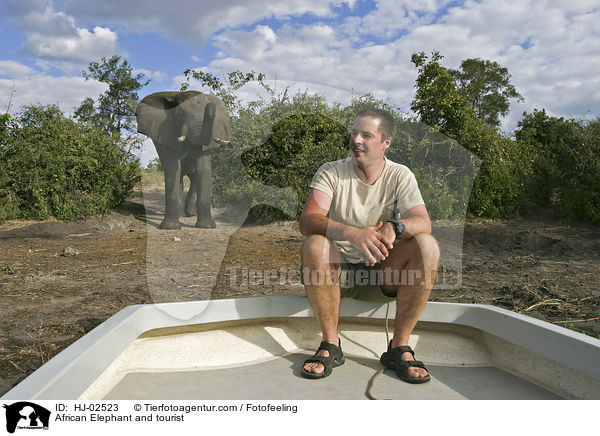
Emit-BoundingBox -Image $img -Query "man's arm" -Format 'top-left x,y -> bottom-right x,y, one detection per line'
299,189 -> 392,266
379,204 -> 432,244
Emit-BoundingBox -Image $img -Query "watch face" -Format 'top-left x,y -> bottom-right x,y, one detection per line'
395,220 -> 405,236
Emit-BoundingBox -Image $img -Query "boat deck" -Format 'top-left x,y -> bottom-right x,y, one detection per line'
89,318 -> 563,400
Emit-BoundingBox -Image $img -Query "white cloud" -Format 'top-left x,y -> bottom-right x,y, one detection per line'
134,68 -> 168,82
135,137 -> 159,168
4,0 -> 119,67
62,0 -> 358,46
21,25 -> 118,63
342,0 -> 455,40
0,70 -> 106,116
204,21 -> 417,108
0,60 -> 35,77
214,26 -> 277,61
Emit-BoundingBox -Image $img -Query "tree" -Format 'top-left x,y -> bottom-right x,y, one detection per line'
0,113 -> 14,145
74,55 -> 149,134
147,157 -> 163,171
411,51 -> 533,217
410,51 -> 475,136
449,58 -> 523,129
180,69 -> 272,112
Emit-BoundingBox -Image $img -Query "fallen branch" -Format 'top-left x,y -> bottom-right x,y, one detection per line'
525,299 -> 563,312
9,360 -> 25,372
552,317 -> 600,324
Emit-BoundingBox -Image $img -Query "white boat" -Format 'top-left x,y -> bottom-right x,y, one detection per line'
2,296 -> 599,400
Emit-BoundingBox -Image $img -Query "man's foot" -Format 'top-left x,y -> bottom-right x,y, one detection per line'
380,343 -> 430,383
301,339 -> 344,379
397,350 -> 429,379
302,348 -> 329,375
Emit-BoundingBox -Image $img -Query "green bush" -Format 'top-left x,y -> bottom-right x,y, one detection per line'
387,120 -> 481,221
0,104 -> 140,222
454,117 -> 533,217
210,92 -> 347,215
241,113 -> 349,216
209,106 -> 271,209
516,111 -> 600,223
516,110 -> 580,209
565,118 -> 600,223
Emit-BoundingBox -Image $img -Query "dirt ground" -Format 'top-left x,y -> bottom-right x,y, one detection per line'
1,189 -> 599,396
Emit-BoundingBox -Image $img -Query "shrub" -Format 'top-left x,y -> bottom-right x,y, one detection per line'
454,117 -> 533,217
211,93 -> 347,217
388,120 -> 481,221
556,118 -> 600,223
516,111 -> 600,223
0,104 -> 140,222
241,113 -> 349,216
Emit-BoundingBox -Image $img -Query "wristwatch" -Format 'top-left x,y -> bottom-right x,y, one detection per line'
387,219 -> 405,239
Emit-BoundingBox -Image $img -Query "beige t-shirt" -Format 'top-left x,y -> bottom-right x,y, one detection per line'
310,157 -> 425,263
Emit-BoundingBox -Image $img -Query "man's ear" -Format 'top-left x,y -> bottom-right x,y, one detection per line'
383,136 -> 392,151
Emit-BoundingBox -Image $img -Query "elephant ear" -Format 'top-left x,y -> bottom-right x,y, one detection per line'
136,92 -> 178,140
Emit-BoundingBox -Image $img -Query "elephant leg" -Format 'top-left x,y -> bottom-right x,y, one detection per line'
193,152 -> 216,228
184,183 -> 197,217
183,160 -> 197,216
160,154 -> 183,229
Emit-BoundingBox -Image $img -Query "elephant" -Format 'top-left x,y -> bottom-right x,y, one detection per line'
136,91 -> 231,229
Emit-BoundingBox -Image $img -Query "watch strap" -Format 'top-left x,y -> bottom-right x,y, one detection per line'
387,219 -> 405,237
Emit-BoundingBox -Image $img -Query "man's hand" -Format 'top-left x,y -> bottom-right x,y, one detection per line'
345,222 -> 393,266
379,221 -> 397,246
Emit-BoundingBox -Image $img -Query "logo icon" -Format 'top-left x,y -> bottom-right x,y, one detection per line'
3,402 -> 50,434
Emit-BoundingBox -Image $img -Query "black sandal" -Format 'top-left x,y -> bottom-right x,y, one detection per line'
301,339 -> 345,379
380,342 -> 431,384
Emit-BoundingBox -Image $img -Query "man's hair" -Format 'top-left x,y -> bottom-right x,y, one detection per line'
356,108 -> 395,142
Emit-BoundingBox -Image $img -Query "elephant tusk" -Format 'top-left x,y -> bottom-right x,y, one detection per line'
177,135 -> 186,142
213,137 -> 230,145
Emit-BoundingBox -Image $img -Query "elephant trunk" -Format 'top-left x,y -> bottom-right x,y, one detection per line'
199,102 -> 216,146
185,102 -> 216,148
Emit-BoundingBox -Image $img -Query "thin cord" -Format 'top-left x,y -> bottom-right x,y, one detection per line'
366,301 -> 391,400
385,300 -> 390,344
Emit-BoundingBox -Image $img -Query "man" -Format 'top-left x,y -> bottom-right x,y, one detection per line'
299,108 -> 440,383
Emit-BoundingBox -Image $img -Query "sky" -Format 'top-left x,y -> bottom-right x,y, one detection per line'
1,0 -> 599,166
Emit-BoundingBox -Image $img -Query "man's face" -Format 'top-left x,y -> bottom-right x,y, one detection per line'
349,115 -> 391,167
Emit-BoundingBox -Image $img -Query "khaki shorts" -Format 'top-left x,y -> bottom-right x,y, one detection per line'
300,261 -> 396,302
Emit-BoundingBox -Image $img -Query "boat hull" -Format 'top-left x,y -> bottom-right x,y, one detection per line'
2,297 -> 599,400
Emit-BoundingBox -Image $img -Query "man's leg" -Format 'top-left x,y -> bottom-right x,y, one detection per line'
301,234 -> 343,375
380,233 -> 440,379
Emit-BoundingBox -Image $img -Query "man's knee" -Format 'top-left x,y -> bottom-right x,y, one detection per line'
301,234 -> 334,262
301,235 -> 342,285
414,233 -> 440,266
